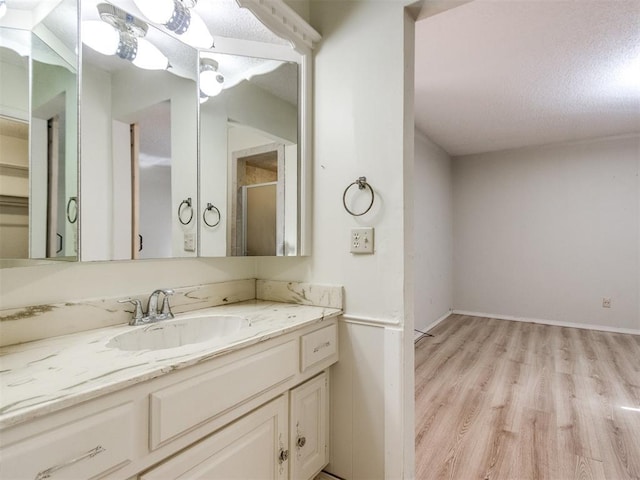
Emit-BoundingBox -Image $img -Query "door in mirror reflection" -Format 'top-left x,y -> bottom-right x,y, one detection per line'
128,101 -> 173,259
30,35 -> 78,261
244,182 -> 277,256
228,125 -> 298,257
233,142 -> 283,256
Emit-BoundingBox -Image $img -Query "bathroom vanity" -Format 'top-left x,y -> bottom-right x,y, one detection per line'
0,281 -> 342,479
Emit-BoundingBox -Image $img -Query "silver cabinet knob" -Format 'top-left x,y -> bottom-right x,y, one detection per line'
278,448 -> 289,464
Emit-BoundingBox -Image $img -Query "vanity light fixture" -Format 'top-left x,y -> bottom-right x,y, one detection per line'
200,58 -> 225,97
0,0 -> 7,19
82,3 -> 170,71
132,0 -> 214,49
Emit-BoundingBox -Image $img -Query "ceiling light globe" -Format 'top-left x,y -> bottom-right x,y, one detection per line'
82,21 -> 119,56
200,69 -> 224,97
133,0 -> 175,25
133,38 -> 170,70
181,11 -> 214,49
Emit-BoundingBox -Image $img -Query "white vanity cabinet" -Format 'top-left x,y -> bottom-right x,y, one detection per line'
141,371 -> 329,480
0,319 -> 338,480
141,395 -> 290,480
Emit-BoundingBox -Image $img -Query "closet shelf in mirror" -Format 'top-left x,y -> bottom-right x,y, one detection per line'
0,195 -> 28,207
0,163 -> 28,175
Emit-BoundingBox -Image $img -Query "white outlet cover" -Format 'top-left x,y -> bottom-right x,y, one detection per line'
184,233 -> 195,252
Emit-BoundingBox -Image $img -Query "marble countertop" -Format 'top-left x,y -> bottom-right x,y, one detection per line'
0,301 -> 341,429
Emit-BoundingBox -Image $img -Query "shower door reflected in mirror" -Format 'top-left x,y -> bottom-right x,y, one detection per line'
231,139 -> 289,256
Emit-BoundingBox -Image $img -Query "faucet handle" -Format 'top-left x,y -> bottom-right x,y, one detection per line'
160,289 -> 174,318
118,298 -> 144,324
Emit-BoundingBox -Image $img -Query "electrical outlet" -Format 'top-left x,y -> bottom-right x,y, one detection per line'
350,227 -> 374,254
602,297 -> 611,308
184,233 -> 195,252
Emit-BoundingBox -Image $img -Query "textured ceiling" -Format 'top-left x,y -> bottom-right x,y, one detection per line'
415,0 -> 640,156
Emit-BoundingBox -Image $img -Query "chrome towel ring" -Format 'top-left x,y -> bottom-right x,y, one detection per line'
66,196 -> 78,224
343,176 -> 374,216
203,202 -> 221,227
178,197 -> 194,225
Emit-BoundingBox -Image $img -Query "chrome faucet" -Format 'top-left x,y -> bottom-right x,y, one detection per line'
147,289 -> 175,320
119,289 -> 175,326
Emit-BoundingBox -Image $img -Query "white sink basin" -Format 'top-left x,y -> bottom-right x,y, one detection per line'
107,315 -> 251,351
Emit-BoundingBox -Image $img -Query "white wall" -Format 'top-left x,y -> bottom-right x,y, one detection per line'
0,54 -> 29,120
258,3 -> 415,478
0,257 -> 257,310
453,135 -> 640,332
81,64 -> 113,261
413,130 -> 453,332
200,104 -> 229,257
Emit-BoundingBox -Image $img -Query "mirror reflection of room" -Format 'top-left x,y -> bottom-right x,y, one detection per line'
81,1 -> 198,262
0,0 -> 311,266
199,53 -> 299,257
0,7 -> 78,265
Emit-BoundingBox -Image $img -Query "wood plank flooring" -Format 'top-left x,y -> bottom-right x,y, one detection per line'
415,315 -> 640,480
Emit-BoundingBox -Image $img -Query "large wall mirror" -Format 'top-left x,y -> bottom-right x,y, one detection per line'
0,0 -> 319,267
0,0 -> 79,267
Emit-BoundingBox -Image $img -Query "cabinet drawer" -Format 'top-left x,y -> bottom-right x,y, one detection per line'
149,339 -> 298,449
300,324 -> 338,372
0,402 -> 135,480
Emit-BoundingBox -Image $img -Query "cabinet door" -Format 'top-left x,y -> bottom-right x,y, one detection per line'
290,372 -> 328,480
141,396 -> 289,480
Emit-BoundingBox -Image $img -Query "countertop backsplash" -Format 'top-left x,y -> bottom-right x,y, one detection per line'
0,279 -> 343,347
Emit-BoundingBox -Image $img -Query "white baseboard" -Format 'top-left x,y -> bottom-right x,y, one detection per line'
452,310 -> 640,336
415,310 -> 453,338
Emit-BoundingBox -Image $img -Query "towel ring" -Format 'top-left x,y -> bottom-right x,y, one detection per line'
178,197 -> 194,225
66,196 -> 78,224
343,176 -> 374,216
203,203 -> 221,227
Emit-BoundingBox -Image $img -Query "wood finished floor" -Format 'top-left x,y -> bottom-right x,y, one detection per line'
415,315 -> 640,480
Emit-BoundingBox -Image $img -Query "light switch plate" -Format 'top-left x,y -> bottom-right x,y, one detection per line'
350,227 -> 374,254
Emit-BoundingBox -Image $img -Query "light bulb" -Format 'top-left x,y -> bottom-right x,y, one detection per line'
82,21 -> 119,56
200,69 -> 224,96
0,0 -> 7,20
180,11 -> 213,49
133,38 -> 170,70
133,0 -> 174,24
